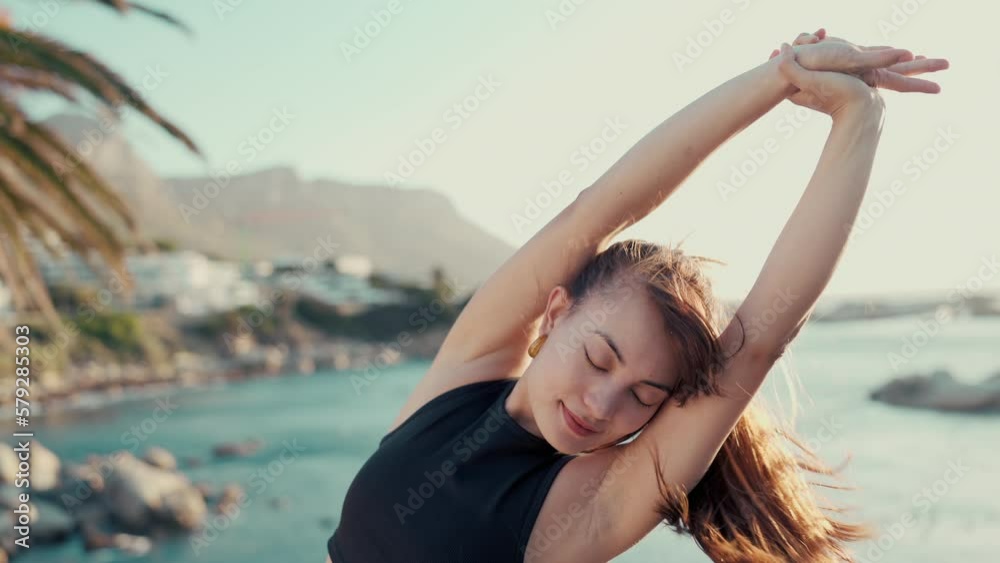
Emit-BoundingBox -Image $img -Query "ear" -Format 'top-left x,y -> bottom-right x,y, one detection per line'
541,285 -> 575,334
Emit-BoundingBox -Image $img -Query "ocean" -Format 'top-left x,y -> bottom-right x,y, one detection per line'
18,315 -> 1000,562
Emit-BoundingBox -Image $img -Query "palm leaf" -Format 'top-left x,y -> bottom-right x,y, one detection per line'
0,28 -> 202,156
89,0 -> 194,35
0,190 -> 63,330
0,4 -> 198,336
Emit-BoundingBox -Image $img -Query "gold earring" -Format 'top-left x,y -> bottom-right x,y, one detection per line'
528,334 -> 548,358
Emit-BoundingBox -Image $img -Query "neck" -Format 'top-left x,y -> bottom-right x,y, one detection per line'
504,379 -> 543,439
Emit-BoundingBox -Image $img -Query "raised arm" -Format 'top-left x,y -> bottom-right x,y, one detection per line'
588,43 -> 948,561
427,50 -> 804,379
428,29 -> 939,378
420,32 -> 934,418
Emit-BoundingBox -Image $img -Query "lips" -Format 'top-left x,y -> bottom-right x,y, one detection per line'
561,402 -> 597,437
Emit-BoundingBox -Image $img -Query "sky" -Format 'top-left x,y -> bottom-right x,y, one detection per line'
9,0 -> 999,302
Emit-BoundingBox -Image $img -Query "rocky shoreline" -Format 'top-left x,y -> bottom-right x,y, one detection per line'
0,440 -> 306,561
6,324 -> 449,414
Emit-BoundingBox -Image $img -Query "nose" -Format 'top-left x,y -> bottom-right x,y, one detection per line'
581,381 -> 617,426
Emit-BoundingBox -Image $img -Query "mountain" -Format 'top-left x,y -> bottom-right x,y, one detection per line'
42,113 -> 514,288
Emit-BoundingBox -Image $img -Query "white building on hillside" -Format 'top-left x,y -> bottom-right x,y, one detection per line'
29,239 -> 259,316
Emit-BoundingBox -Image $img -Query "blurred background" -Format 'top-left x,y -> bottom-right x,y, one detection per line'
0,0 -> 996,561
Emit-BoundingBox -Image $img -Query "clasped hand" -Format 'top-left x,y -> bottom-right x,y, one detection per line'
767,28 -> 949,119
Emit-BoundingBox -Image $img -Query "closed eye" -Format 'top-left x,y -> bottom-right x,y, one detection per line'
587,348 -> 655,408
584,349 -> 608,372
631,390 -> 655,408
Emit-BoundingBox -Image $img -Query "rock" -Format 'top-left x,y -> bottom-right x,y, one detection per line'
143,447 -> 178,472
101,452 -> 207,532
63,462 -> 106,496
81,521 -> 115,551
0,509 -> 15,555
0,448 -> 14,486
871,370 -> 1000,413
194,481 -> 214,500
29,497 -> 75,544
112,533 -> 152,555
216,484 -> 246,515
0,441 -> 60,491
213,438 -> 264,459
0,486 -> 74,545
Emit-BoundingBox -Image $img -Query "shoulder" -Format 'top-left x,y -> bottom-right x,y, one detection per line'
386,347 -> 529,437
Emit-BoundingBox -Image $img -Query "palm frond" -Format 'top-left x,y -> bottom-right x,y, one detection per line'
0,192 -> 62,329
0,66 -> 78,102
89,0 -> 194,35
0,2 -> 195,332
0,28 -> 202,156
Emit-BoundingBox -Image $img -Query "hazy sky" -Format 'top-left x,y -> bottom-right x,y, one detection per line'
11,0 -> 998,302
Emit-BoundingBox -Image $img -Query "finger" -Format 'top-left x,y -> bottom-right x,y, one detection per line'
886,58 -> 950,75
868,70 -> 942,93
777,42 -> 818,90
824,35 -> 897,51
770,48 -> 780,60
857,48 -> 914,70
793,32 -> 818,46
815,28 -> 826,39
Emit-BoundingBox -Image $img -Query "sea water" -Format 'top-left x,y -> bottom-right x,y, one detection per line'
18,316 -> 999,562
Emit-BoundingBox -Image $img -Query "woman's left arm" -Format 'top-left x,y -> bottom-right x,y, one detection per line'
725,98 -> 884,361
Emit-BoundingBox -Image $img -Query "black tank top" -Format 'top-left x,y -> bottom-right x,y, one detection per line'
328,378 -> 576,563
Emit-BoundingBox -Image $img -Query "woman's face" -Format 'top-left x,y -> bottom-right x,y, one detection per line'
522,281 -> 679,454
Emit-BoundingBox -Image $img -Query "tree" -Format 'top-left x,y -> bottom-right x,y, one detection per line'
0,2 -> 201,331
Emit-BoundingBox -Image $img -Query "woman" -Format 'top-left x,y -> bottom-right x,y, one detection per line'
327,29 -> 949,563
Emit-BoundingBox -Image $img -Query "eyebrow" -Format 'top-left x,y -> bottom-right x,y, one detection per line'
594,330 -> 672,393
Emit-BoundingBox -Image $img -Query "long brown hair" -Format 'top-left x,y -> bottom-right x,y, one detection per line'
565,239 -> 873,562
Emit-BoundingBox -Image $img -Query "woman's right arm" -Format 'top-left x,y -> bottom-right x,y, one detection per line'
429,54 -> 803,379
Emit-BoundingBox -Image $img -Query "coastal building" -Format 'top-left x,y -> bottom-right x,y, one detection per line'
26,237 -> 259,316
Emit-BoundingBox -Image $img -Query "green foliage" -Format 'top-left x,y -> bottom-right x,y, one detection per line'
190,305 -> 280,343
74,311 -> 146,360
295,293 -> 461,342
